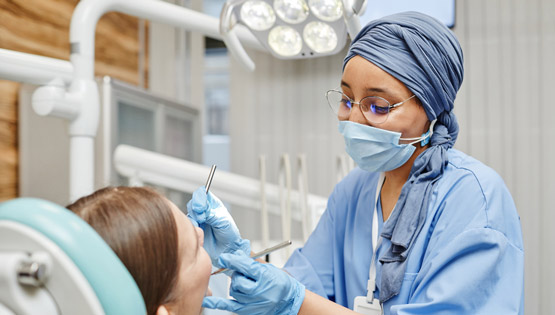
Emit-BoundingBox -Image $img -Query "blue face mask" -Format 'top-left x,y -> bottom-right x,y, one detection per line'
338,120 -> 436,173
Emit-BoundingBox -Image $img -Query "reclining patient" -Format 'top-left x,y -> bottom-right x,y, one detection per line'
67,186 -> 212,315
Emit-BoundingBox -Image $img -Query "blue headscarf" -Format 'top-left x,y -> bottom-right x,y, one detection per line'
343,11 -> 464,302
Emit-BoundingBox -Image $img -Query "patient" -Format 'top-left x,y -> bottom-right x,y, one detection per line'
67,186 -> 211,315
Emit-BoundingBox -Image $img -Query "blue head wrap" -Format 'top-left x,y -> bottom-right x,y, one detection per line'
343,11 -> 464,302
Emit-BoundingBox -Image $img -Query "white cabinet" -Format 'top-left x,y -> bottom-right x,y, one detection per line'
19,77 -> 201,207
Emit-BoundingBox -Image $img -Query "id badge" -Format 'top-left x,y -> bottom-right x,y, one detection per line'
353,296 -> 382,315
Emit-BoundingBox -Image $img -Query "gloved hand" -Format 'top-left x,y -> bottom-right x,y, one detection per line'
202,252 -> 306,315
187,187 -> 250,265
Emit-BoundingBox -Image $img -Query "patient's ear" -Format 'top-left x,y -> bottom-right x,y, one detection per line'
156,305 -> 170,315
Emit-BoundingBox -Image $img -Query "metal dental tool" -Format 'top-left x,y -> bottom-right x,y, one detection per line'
205,165 -> 217,193
203,165 -> 292,276
211,240 -> 293,276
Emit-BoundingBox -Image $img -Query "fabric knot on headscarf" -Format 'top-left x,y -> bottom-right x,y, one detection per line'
342,11 -> 464,302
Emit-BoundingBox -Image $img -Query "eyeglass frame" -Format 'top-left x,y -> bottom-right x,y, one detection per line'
325,89 -> 417,124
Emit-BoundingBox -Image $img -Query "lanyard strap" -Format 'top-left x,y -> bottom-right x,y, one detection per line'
367,173 -> 385,303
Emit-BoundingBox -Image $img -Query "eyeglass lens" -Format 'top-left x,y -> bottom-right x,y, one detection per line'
326,90 -> 391,124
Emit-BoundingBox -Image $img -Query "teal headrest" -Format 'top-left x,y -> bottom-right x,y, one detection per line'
0,198 -> 147,315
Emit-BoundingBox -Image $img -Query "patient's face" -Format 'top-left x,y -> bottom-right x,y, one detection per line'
167,202 -> 212,315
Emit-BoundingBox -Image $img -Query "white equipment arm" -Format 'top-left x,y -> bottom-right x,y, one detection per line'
0,49 -> 73,85
114,145 -> 327,224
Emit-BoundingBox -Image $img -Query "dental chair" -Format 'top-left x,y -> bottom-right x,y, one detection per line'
0,198 -> 147,315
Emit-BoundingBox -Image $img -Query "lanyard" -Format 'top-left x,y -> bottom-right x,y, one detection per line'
367,173 -> 385,303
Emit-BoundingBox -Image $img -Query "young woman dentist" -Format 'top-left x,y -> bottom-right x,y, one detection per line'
188,11 -> 524,315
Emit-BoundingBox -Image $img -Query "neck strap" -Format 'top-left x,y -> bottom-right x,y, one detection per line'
367,173 -> 385,303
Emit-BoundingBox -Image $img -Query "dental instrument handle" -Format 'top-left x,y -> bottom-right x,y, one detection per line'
205,165 -> 217,193
250,240 -> 292,259
210,240 -> 292,275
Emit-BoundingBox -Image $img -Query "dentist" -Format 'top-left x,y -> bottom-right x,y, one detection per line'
189,11 -> 524,315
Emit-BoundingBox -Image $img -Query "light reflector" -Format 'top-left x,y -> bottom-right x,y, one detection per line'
273,0 -> 310,24
268,25 -> 303,56
303,21 -> 338,53
241,0 -> 276,31
308,0 -> 343,22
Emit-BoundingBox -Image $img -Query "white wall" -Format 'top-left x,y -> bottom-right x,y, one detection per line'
149,0 -> 205,126
227,49 -> 348,245
227,0 -> 555,313
454,1 -> 554,313
229,49 -> 347,197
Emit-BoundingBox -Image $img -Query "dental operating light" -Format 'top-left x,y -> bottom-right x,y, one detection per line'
221,0 -> 363,70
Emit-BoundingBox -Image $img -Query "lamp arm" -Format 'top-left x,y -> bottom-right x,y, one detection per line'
223,29 -> 256,72
342,0 -> 363,39
352,0 -> 367,15
220,1 -> 256,72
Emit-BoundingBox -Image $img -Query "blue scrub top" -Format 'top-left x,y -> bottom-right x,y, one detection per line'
284,149 -> 524,314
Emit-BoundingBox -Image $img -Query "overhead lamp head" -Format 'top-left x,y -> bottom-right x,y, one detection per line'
223,0 -> 348,60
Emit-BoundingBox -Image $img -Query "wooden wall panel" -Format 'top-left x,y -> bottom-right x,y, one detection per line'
0,0 -> 145,85
0,0 -> 147,201
0,80 -> 19,200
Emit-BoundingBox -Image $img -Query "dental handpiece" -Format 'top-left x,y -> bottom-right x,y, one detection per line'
210,240 -> 293,276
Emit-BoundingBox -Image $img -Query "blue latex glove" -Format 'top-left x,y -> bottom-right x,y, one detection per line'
202,252 -> 306,315
187,187 -> 250,265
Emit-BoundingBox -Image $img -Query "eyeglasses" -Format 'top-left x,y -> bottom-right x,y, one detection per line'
325,89 -> 416,124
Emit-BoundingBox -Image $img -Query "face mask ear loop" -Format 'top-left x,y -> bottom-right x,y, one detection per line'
401,119 -> 437,146
419,119 -> 437,146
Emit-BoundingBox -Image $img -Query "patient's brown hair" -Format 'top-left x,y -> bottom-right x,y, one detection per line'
67,186 -> 179,315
